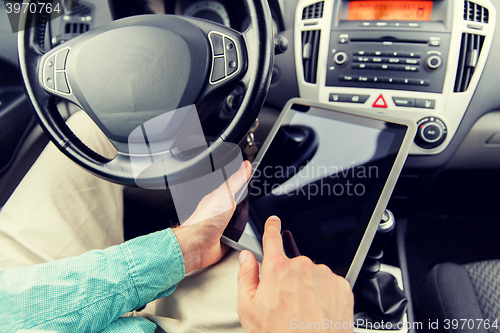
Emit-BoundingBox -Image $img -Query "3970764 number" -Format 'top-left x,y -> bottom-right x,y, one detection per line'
5,2 -> 62,15
443,319 -> 499,330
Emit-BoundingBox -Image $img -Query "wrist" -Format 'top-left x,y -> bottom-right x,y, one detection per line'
172,226 -> 202,274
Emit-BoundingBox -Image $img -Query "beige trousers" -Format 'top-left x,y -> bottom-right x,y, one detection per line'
0,111 -> 244,333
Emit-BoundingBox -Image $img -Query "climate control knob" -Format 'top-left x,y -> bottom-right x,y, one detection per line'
416,117 -> 447,149
333,51 -> 349,66
425,54 -> 442,70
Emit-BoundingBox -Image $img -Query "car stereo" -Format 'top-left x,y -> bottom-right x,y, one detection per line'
327,0 -> 451,93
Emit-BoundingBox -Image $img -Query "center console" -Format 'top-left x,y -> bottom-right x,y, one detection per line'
294,0 -> 496,155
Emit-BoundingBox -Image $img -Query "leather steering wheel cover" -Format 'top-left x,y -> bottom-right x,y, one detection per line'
18,0 -> 274,186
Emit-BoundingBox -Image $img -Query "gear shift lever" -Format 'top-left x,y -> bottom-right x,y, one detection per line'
353,210 -> 407,328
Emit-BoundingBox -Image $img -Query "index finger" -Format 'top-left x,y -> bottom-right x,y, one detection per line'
262,216 -> 286,257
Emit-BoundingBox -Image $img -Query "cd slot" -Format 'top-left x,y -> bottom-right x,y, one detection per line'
350,38 -> 428,45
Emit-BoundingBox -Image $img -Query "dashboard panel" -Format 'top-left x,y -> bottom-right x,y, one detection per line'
1,0 -> 500,169
294,0 -> 496,157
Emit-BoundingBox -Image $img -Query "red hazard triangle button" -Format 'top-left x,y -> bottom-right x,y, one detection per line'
372,94 -> 388,108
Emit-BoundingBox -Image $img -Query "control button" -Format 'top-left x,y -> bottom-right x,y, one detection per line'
354,57 -> 370,62
405,59 -> 420,65
368,77 -> 380,83
374,51 -> 383,56
355,51 -> 367,56
339,75 -> 355,81
393,97 -> 415,107
402,52 -> 421,58
210,34 -> 224,56
415,99 -> 436,109
408,23 -> 421,28
360,22 -> 371,27
426,55 -> 442,70
43,55 -> 56,90
389,58 -> 400,64
349,94 -> 370,104
329,93 -> 350,102
411,79 -> 431,86
211,57 -> 226,82
55,72 -> 70,93
352,64 -> 373,69
429,37 -> 441,47
421,124 -> 442,142
338,34 -> 349,44
224,37 -> 238,75
416,117 -> 447,148
357,76 -> 369,82
56,49 -> 69,70
372,94 -> 388,108
372,57 -> 382,63
333,51 -> 349,65
376,22 -> 387,27
377,64 -> 393,70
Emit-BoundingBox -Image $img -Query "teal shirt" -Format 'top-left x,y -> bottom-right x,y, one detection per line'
0,228 -> 185,333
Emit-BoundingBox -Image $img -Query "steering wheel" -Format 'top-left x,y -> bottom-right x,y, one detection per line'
18,0 -> 273,188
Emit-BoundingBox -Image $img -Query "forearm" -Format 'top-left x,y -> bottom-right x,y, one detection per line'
0,228 -> 184,333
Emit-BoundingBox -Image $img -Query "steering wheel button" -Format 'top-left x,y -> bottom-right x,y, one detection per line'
56,49 -> 70,70
209,34 -> 224,56
55,72 -> 70,93
211,57 -> 226,82
43,55 -> 56,90
224,37 -> 238,76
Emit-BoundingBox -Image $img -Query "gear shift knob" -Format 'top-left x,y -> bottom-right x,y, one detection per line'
368,210 -> 396,258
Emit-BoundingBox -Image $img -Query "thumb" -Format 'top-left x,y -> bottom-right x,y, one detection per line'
237,250 -> 259,306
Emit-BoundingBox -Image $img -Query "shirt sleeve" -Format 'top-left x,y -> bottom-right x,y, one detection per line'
0,228 -> 185,333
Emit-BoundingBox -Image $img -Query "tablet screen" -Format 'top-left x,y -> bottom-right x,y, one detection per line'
223,103 -> 409,278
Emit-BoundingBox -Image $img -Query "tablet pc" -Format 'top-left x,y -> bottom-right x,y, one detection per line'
222,98 -> 416,285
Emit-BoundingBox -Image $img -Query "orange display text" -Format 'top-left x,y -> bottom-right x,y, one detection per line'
348,1 -> 433,21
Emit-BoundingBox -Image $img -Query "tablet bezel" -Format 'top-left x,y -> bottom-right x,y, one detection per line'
222,98 -> 417,286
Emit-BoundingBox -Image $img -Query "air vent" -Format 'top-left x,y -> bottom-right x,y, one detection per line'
65,22 -> 90,34
464,1 -> 489,23
302,30 -> 321,83
302,1 -> 324,20
454,33 -> 485,92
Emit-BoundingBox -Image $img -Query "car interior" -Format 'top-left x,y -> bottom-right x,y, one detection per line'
1,0 -> 500,332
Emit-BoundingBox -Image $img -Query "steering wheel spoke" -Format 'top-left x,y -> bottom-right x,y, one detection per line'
39,43 -> 83,107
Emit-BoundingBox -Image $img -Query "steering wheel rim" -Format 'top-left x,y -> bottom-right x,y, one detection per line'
18,0 -> 274,188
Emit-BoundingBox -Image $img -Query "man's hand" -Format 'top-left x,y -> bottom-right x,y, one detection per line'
173,161 -> 251,274
237,216 -> 354,332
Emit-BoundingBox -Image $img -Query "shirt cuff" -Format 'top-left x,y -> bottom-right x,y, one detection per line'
119,228 -> 185,308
